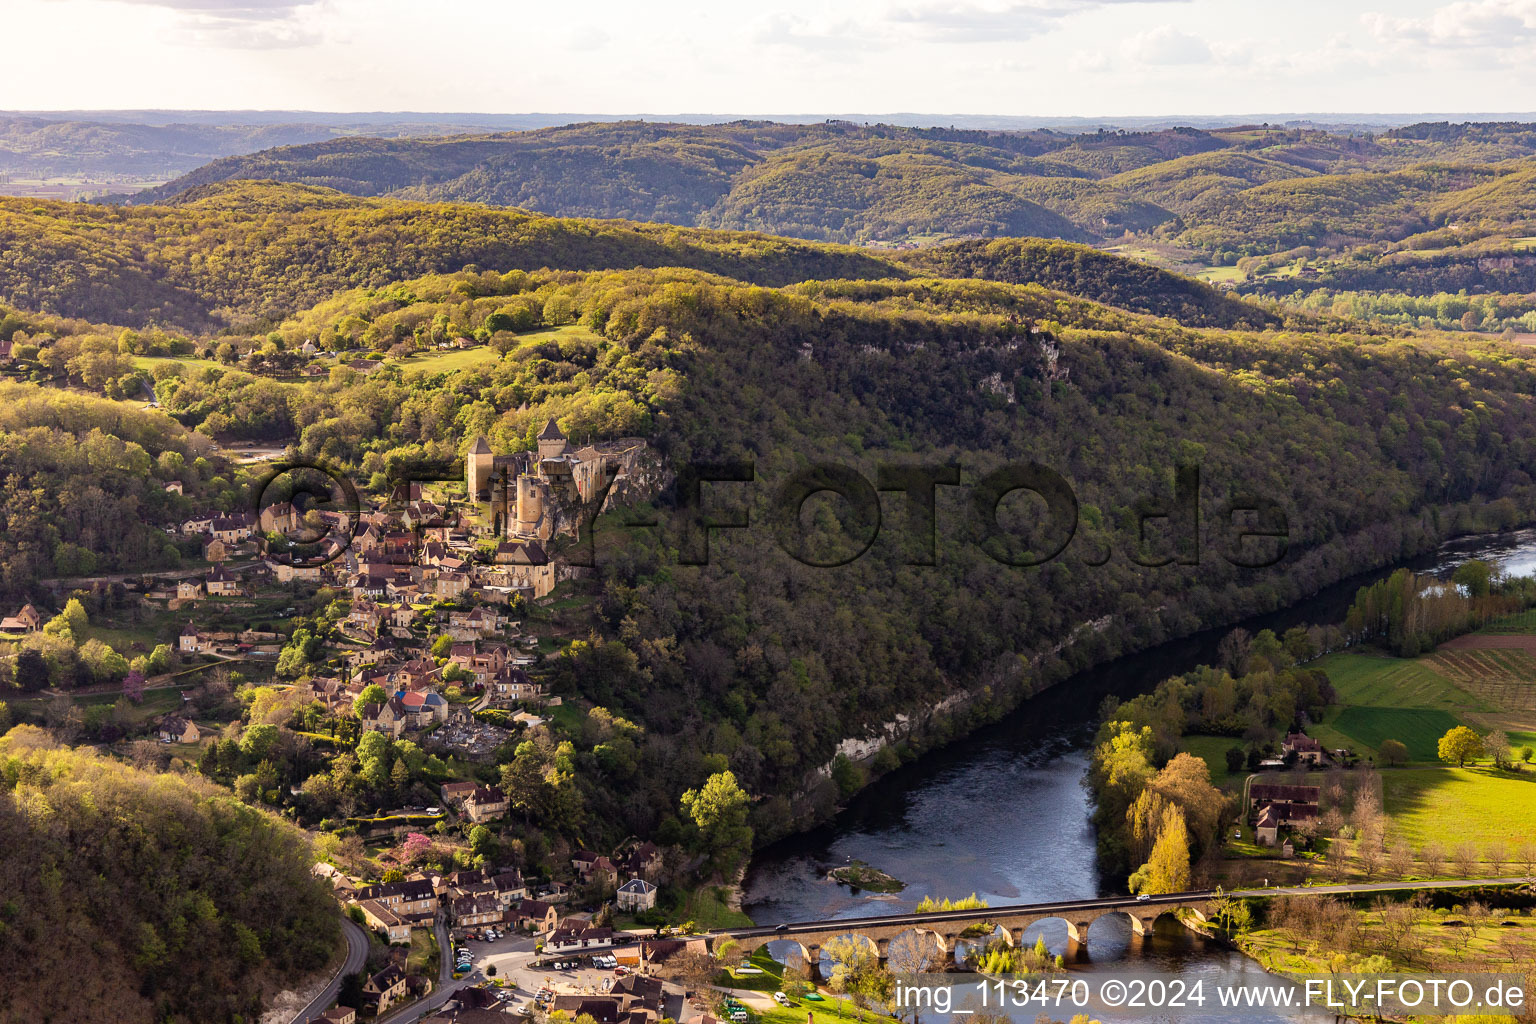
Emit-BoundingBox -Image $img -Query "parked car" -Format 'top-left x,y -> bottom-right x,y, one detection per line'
774,992 -> 790,1006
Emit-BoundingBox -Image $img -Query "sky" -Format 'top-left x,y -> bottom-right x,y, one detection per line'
4,0 -> 1536,116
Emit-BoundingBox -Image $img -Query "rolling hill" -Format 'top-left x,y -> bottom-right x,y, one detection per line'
119,120 -> 1536,254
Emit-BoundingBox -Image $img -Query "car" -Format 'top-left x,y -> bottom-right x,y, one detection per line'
1136,893 -> 1152,902
774,992 -> 790,1006
426,806 -> 442,815
774,923 -> 789,933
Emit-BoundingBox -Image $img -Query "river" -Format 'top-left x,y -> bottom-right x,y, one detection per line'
737,529 -> 1536,1021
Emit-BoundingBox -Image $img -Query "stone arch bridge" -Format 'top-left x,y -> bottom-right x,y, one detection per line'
708,892 -> 1216,972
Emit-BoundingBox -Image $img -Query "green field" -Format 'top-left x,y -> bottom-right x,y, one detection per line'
1381,766 -> 1536,850
1311,651 -> 1487,712
397,325 -> 603,376
397,347 -> 499,375
132,354 -> 225,374
1310,651 -> 1487,761
1325,706 -> 1463,762
1179,734 -> 1242,785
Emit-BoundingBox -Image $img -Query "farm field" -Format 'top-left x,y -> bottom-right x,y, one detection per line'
1380,766 -> 1536,851
1311,651 -> 1487,713
1320,706 -> 1461,762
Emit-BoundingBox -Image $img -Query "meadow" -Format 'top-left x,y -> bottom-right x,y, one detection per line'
1380,766 -> 1536,850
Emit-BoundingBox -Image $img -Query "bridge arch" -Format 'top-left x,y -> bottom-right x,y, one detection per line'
1015,917 -> 1080,957
816,932 -> 881,977
760,939 -> 816,974
885,927 -> 949,972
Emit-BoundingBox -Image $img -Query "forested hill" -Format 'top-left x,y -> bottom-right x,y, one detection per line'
0,182 -> 1280,332
121,119 -> 1536,251
0,183 -> 906,330
0,727 -> 339,1024
900,238 -> 1280,329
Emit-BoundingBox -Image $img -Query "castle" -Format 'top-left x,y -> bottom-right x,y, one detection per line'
467,419 -> 648,542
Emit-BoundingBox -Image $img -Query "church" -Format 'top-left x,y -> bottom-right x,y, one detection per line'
466,419 -> 648,543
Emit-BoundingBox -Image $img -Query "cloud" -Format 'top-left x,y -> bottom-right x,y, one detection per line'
52,0 -> 327,47
1122,24 -> 1211,64
752,13 -> 888,52
887,0 -> 1192,43
1364,0 -> 1536,49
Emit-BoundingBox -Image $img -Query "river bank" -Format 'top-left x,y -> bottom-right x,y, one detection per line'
743,526 -> 1536,925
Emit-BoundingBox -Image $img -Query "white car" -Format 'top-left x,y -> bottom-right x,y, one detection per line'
774,992 -> 790,1006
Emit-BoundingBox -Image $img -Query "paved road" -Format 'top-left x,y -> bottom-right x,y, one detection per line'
290,917 -> 369,1023
377,919 -> 463,1024
715,877 -> 1534,939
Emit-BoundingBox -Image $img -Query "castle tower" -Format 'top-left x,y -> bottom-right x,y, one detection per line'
536,418 -> 568,461
467,435 -> 494,498
515,474 -> 545,537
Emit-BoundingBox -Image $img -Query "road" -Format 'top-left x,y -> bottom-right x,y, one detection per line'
715,877 -> 1534,939
376,918 -> 472,1024
290,917 -> 369,1023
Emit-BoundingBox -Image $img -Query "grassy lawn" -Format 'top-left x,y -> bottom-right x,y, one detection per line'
716,951 -> 880,1024
1240,910 -> 1536,976
544,701 -> 585,733
397,347 -> 500,375
132,354 -> 226,375
1381,765 -> 1536,850
407,926 -> 439,975
669,884 -> 753,931
1180,734 -> 1242,786
717,947 -> 786,990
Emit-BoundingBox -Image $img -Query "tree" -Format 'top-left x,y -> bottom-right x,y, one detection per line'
1451,558 -> 1494,597
680,770 -> 753,875
121,669 -> 146,705
353,683 -> 387,717
1437,726 -> 1485,767
823,936 -> 890,1016
15,648 -> 49,692
469,825 -> 496,858
1224,747 -> 1245,774
1484,729 -> 1513,770
239,722 -> 278,760
1378,739 -> 1408,766
1130,805 -> 1191,895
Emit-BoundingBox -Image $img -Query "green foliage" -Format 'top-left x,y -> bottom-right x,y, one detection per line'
914,893 -> 988,912
680,770 -> 753,876
0,726 -> 338,1023
1438,725 -> 1486,767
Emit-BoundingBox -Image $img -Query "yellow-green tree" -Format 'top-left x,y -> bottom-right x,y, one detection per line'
1437,726 -> 1484,767
1129,804 -> 1191,895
